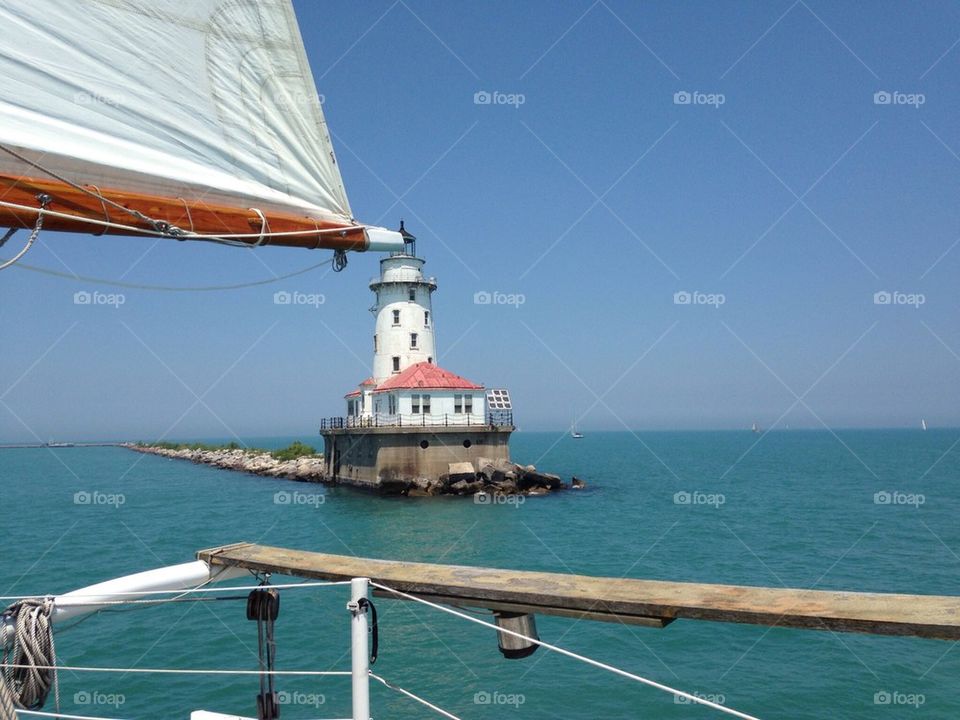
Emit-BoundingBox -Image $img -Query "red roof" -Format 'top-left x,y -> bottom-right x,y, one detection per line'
359,377 -> 377,386
373,362 -> 483,392
344,389 -> 361,398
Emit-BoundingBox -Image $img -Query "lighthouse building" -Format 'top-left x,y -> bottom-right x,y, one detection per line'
321,224 -> 513,490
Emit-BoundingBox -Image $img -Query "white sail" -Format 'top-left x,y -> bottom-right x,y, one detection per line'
0,0 -> 359,226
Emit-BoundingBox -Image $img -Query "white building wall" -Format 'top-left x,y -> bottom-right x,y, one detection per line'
392,390 -> 485,419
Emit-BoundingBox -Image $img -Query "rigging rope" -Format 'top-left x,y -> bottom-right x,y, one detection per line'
0,579 -> 350,604
369,672 -> 462,720
0,195 -> 50,272
0,598 -> 59,720
1,257 -> 335,293
370,581 -> 763,720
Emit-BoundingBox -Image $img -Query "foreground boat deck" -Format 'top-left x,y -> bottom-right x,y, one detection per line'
199,542 -> 960,640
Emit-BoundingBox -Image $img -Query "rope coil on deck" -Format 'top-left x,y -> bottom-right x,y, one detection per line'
0,598 -> 59,720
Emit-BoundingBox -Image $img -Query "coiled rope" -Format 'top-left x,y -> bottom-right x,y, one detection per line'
0,598 -> 59,720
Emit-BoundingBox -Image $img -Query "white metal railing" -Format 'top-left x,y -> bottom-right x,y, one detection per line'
5,571 -> 760,720
369,272 -> 437,286
322,412 -> 513,430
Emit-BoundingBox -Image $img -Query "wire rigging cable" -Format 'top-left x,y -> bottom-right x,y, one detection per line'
0,195 -> 49,272
371,581 -> 763,720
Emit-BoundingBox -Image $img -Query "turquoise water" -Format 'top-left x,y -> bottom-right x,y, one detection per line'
1,430 -> 958,719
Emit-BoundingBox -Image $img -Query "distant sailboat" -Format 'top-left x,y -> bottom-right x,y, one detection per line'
571,419 -> 584,439
922,419 -> 928,431
751,422 -> 761,434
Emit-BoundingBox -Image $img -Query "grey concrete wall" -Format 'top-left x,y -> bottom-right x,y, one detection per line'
321,427 -> 512,489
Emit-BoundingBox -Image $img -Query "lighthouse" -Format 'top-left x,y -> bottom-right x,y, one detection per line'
370,222 -> 437,382
320,223 -> 515,492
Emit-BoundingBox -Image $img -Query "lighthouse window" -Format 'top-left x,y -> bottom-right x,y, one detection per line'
410,333 -> 418,349
424,311 -> 430,327
454,394 -> 462,413
373,334 -> 377,352
464,395 -> 473,414
422,394 -> 431,414
411,394 -> 420,413
408,288 -> 416,301
388,394 -> 397,414
392,356 -> 400,373
392,309 -> 400,325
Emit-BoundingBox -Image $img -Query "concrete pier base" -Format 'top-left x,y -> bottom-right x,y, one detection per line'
321,425 -> 512,492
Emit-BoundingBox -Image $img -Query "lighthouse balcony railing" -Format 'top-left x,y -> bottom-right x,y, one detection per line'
320,411 -> 513,431
369,271 -> 437,286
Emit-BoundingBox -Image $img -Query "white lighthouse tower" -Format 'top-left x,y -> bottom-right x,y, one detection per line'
370,221 -> 437,382
323,222 -> 514,491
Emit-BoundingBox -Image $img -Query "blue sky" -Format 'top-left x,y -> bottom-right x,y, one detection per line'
2,0 -> 960,441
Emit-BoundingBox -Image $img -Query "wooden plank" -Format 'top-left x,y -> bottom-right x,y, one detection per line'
198,543 -> 960,640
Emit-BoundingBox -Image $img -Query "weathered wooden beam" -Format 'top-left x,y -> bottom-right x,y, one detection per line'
198,543 -> 960,640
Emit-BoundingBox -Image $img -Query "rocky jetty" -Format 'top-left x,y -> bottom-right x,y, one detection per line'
124,444 -> 326,483
402,456 -> 581,498
124,445 -> 583,498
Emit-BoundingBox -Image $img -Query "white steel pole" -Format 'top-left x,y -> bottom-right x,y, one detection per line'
349,577 -> 370,720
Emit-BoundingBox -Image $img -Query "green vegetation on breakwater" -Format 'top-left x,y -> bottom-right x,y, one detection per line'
135,440 -> 319,461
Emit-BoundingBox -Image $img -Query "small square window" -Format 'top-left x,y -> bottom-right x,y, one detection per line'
392,356 -> 400,373
392,309 -> 400,325
410,332 -> 418,349
408,288 -> 416,302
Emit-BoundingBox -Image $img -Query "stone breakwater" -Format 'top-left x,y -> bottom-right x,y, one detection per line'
123,444 -> 326,482
124,444 -> 585,497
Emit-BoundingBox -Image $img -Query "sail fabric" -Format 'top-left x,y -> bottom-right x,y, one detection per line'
0,0 -> 354,224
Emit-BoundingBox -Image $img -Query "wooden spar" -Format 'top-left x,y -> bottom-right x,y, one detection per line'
0,172 -> 368,251
198,543 -> 960,640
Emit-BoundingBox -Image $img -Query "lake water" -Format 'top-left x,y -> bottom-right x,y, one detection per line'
1,429 -> 957,719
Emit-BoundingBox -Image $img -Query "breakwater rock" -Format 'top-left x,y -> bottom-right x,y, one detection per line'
124,444 -> 326,483
124,445 -> 584,498
401,457 -> 583,498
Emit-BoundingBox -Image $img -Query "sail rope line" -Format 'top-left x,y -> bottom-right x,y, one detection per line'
1,665 -> 350,677
369,672 -> 462,720
0,195 -> 50,272
370,581 -> 763,720
0,579 -> 352,603
2,255 -> 335,293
